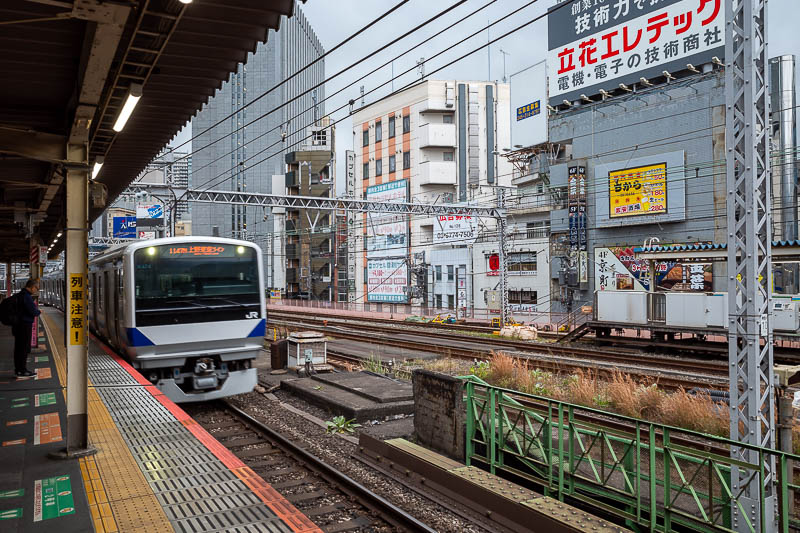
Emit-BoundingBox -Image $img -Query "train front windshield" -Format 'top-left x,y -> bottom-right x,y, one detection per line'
133,243 -> 260,326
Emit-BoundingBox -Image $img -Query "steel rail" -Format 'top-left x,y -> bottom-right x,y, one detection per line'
220,400 -> 438,533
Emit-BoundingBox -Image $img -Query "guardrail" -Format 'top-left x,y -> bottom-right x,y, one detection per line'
462,377 -> 799,533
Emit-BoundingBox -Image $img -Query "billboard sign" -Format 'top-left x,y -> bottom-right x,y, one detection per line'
367,258 -> 408,302
510,60 -> 548,148
365,180 -> 408,258
609,163 -> 667,218
138,231 -> 156,240
136,204 -> 163,229
595,246 -> 711,291
547,0 -> 724,104
433,214 -> 477,245
112,216 -> 136,238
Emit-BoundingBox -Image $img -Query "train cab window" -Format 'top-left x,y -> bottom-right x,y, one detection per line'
133,243 -> 261,326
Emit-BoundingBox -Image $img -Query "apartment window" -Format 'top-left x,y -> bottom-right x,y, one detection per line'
389,155 -> 396,173
508,252 -> 537,273
447,294 -> 455,309
526,221 -> 549,239
363,162 -> 369,180
435,265 -> 442,281
443,114 -> 454,124
376,158 -> 383,176
403,115 -> 410,133
443,151 -> 454,162
509,290 -> 538,304
388,116 -> 396,138
435,294 -> 442,308
362,129 -> 369,147
375,120 -> 382,142
403,151 -> 410,169
447,265 -> 454,281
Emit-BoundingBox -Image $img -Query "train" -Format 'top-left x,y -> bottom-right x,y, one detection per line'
40,236 -> 266,402
587,290 -> 800,340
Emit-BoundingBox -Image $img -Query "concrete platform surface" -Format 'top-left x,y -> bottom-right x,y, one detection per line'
310,371 -> 413,404
280,372 -> 414,422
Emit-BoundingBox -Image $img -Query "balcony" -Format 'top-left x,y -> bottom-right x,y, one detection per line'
419,161 -> 457,186
286,268 -> 298,283
419,123 -> 456,148
286,243 -> 298,258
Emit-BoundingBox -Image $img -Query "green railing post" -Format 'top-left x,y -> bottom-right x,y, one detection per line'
649,424 -> 657,533
489,387 -> 496,475
568,405 -> 575,496
780,454 -> 788,533
558,402 -> 565,501
663,428 -> 672,531
497,391 -> 504,468
465,380 -> 474,467
546,401 -> 554,497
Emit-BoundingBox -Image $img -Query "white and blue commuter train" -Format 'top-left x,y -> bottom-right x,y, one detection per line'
40,237 -> 266,402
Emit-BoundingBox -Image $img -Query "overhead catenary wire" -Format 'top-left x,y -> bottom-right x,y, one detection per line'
188,0 -> 557,196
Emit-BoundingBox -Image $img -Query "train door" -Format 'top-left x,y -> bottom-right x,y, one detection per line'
106,270 -> 117,346
112,268 -> 121,347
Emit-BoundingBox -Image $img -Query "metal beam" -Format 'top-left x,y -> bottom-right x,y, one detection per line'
0,125 -> 67,164
725,0 -> 776,530
125,186 -> 505,218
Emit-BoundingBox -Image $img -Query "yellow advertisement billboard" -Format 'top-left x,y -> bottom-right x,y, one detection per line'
609,163 -> 667,218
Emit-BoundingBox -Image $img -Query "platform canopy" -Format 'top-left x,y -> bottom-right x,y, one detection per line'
0,0 -> 295,261
633,241 -> 800,262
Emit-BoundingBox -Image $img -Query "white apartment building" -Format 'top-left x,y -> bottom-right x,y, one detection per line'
350,79 -> 547,318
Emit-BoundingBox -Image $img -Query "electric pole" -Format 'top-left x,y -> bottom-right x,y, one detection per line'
725,0 -> 776,530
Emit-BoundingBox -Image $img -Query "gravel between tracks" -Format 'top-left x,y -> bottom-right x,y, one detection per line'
229,380 -> 486,533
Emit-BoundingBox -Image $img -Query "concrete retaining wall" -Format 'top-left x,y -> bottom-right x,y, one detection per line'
412,370 -> 464,461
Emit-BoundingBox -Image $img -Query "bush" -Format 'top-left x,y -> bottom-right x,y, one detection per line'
658,388 -> 729,437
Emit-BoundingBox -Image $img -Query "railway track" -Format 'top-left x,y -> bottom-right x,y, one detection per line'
186,400 -> 436,533
270,314 -> 728,389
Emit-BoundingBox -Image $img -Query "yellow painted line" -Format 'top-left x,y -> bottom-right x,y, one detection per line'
41,312 -> 173,533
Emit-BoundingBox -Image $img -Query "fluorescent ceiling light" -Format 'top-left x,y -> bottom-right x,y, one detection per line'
92,157 -> 104,179
179,0 -> 193,3
113,84 -> 143,132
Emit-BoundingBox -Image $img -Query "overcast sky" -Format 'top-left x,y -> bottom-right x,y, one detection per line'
171,0 -> 799,194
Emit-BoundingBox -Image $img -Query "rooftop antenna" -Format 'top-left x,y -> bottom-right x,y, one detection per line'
360,85 -> 365,107
416,57 -> 425,79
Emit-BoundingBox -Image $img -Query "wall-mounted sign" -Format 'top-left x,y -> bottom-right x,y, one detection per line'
112,216 -> 136,239
433,214 -> 477,245
510,61 -> 548,148
365,180 -> 408,258
367,258 -> 408,303
547,0 -> 725,104
609,163 -> 667,218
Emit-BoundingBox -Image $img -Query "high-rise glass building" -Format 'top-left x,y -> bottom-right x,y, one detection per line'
191,3 -> 324,249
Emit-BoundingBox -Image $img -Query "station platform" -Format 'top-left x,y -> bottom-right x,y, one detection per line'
1,307 -> 321,533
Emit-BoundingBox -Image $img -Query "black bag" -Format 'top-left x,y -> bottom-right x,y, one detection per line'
0,294 -> 19,326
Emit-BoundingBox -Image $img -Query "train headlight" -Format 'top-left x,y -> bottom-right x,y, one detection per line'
236,246 -> 245,254
147,247 -> 156,256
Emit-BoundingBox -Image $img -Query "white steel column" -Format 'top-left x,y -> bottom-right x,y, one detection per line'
64,165 -> 92,455
496,188 -> 509,325
725,0 -> 776,530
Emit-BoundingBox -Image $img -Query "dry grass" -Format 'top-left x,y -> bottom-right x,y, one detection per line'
655,388 -> 729,437
488,351 -> 517,388
566,369 -> 602,408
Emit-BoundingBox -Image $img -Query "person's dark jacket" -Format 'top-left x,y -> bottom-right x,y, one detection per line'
17,288 -> 40,325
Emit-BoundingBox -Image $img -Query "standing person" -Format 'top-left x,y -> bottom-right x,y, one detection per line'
13,279 -> 40,378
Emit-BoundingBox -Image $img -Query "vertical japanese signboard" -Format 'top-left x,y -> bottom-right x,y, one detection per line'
68,274 -> 85,345
609,162 -> 667,217
548,0 -> 724,104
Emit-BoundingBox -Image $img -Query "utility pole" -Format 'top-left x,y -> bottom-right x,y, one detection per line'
725,0 -> 776,530
499,49 -> 510,83
496,187 -> 509,325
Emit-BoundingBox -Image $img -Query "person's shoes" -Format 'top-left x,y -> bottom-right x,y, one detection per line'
14,370 -> 35,378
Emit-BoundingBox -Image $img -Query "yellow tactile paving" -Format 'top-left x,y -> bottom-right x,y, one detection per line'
41,313 -> 173,533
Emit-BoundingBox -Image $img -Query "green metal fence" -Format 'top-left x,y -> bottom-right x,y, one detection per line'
461,376 -> 800,533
